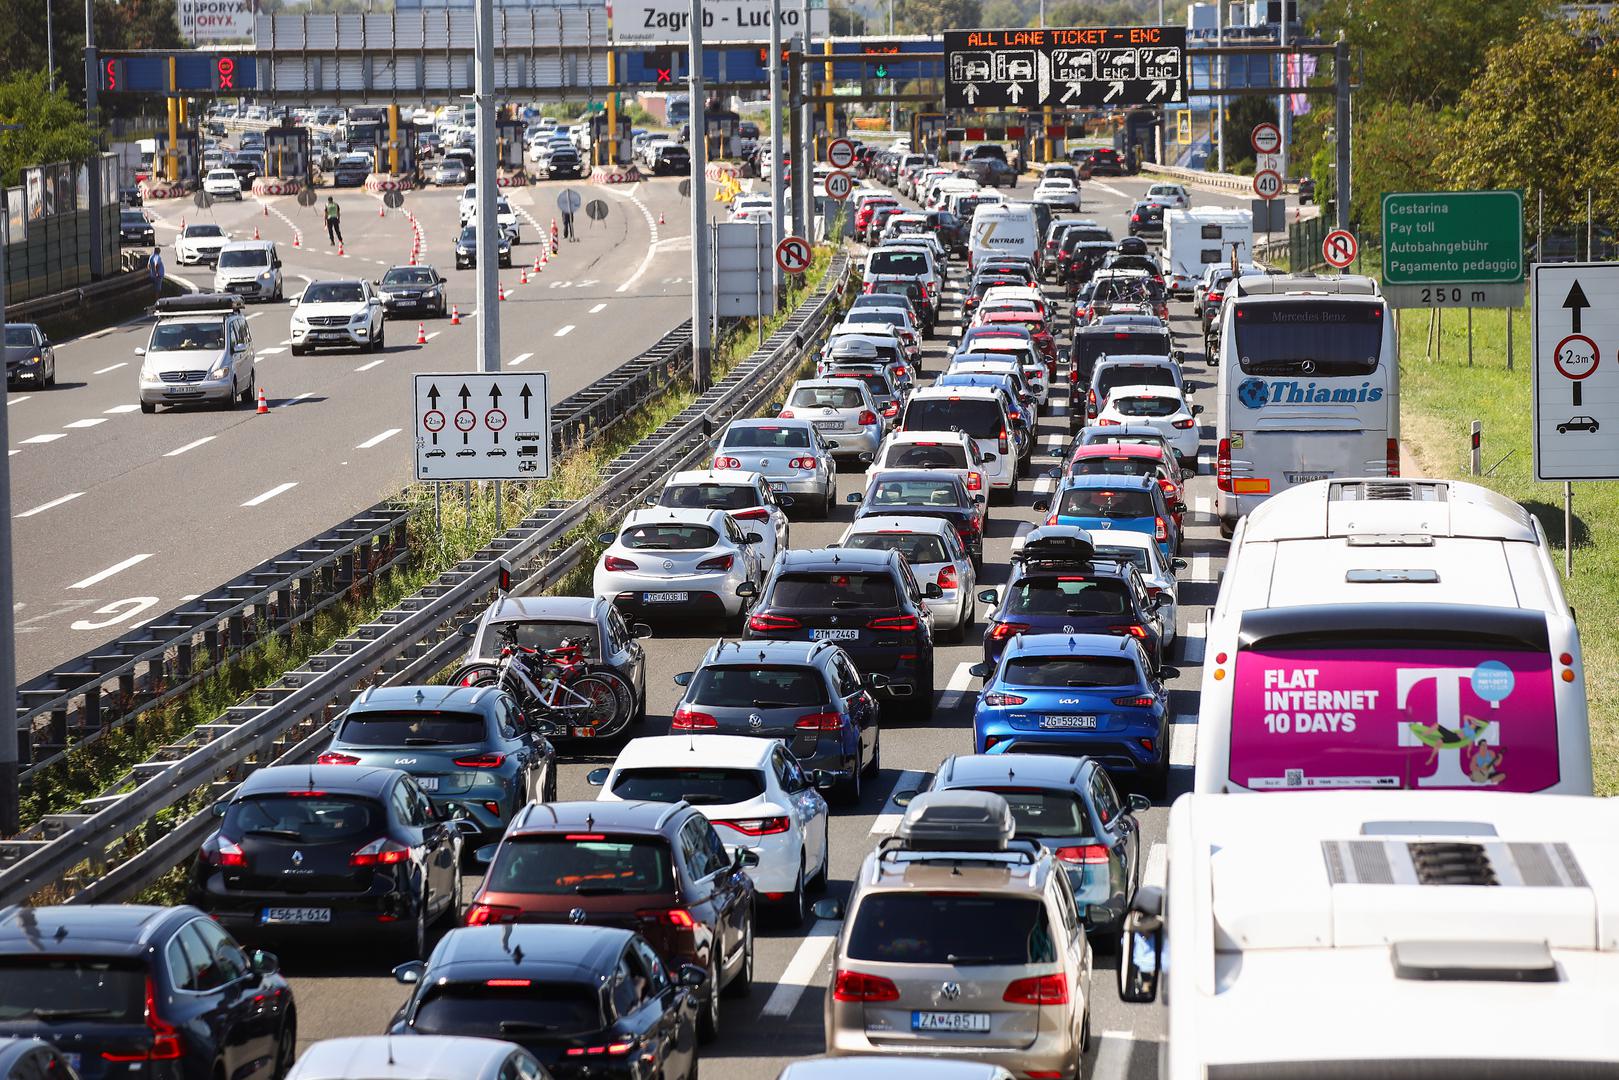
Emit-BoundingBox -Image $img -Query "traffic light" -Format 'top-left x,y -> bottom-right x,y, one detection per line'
645,50 -> 673,85
101,57 -> 127,92
210,56 -> 239,91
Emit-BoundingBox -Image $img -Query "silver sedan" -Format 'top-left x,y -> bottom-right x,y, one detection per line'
713,418 -> 839,518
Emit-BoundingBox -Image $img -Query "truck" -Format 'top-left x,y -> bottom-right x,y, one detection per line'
1162,206 -> 1253,298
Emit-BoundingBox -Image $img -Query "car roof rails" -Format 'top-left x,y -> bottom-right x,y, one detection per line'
875,790 -> 1042,867
155,293 -> 244,315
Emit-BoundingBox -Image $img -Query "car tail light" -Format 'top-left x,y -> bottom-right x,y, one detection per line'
671,705 -> 718,730
1158,477 -> 1176,494
714,456 -> 743,470
604,555 -> 638,572
1054,844 -> 1111,864
1131,213 -> 1141,222
1097,418 -> 1119,426
857,410 -> 878,426
317,751 -> 361,765
1155,516 -> 1168,543
998,428 -> 1009,455
981,691 -> 1027,706
1086,388 -> 1097,418
965,471 -> 983,491
1171,417 -> 1196,429
454,752 -> 506,768
351,837 -> 411,867
893,363 -> 909,378
1216,438 -> 1233,492
834,970 -> 901,1002
639,908 -> 698,928
1110,624 -> 1149,639
487,978 -> 532,987
696,553 -> 735,571
1004,973 -> 1069,1005
1387,437 -> 1400,477
882,403 -> 899,419
778,409 -> 796,418
732,507 -> 770,521
102,978 -> 183,1062
718,816 -> 792,835
565,1043 -> 636,1058
747,612 -> 802,632
868,614 -> 919,632
1207,290 -> 1223,305
795,711 -> 847,731
208,838 -> 247,868
937,565 -> 959,590
788,456 -> 817,469
989,621 -> 1029,642
465,903 -> 521,926
862,282 -> 875,294
1114,694 -> 1157,707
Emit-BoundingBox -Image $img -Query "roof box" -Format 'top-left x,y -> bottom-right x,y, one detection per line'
155,293 -> 243,315
1014,525 -> 1095,566
895,790 -> 1015,852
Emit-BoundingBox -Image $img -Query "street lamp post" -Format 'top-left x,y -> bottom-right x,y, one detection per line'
1,121 -> 24,836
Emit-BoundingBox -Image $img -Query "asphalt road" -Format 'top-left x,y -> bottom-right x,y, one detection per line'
7,174 -> 698,681
269,169 -> 1261,1080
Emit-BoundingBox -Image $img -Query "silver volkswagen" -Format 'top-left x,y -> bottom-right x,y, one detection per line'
779,379 -> 884,462
713,418 -> 839,518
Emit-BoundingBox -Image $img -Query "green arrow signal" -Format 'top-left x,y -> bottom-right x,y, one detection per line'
875,64 -> 888,79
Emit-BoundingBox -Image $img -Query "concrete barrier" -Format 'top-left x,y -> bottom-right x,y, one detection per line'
363,173 -> 415,194
250,177 -> 303,198
495,170 -> 530,188
590,165 -> 644,185
139,178 -> 190,201
704,161 -> 741,183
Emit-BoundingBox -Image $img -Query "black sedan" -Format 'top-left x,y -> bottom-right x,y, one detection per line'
119,208 -> 156,246
390,924 -> 702,1080
848,469 -> 986,568
1127,200 -> 1165,239
377,265 -> 450,318
5,323 -> 56,390
0,903 -> 297,1080
455,226 -> 513,270
188,764 -> 478,958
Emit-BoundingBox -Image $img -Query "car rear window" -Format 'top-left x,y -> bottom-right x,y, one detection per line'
1058,485 -> 1158,519
1073,333 -> 1170,367
885,442 -> 968,470
868,251 -> 929,277
1005,576 -> 1132,617
488,836 -> 673,895
869,479 -> 960,507
620,524 -> 718,551
724,425 -> 811,449
337,710 -> 488,746
974,789 -> 1094,840
1003,656 -> 1141,688
846,311 -> 906,330
687,665 -> 829,708
0,957 -> 147,1023
1093,544 -> 1152,573
413,983 -> 602,1038
223,795 -> 385,844
767,571 -> 898,609
830,373 -> 892,400
1097,365 -> 1177,399
1070,455 -> 1159,481
478,620 -> 597,659
611,768 -> 767,805
660,484 -> 757,511
1111,394 -> 1180,418
847,893 -> 1055,965
790,385 -> 865,409
902,397 -> 1004,440
844,532 -> 949,565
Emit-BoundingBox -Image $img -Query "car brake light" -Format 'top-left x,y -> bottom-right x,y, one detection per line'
965,471 -> 982,491
1054,845 -> 1111,865
989,621 -> 1029,642
778,409 -> 795,418
465,903 -> 521,926
868,614 -> 919,632
981,691 -> 1027,706
795,711 -> 846,732
317,751 -> 361,765
998,428 -> 1009,455
566,1043 -> 636,1058
1171,417 -> 1196,429
788,456 -> 817,469
1097,418 -> 1119,426
1158,477 -> 1176,493
882,403 -> 899,418
1207,291 -> 1222,304
487,978 -> 532,987
834,970 -> 901,1002
1155,516 -> 1168,542
671,705 -> 718,730
638,908 -> 698,928
210,838 -> 247,868
714,456 -> 742,469
747,612 -> 802,632
1110,624 -> 1149,639
604,555 -> 638,572
351,837 -> 411,867
102,978 -> 184,1062
1114,694 -> 1157,707
857,410 -> 878,426
696,553 -> 735,571
1004,972 -> 1069,1005
1131,213 -> 1141,222
1387,437 -> 1400,477
731,507 -> 770,521
1217,438 -> 1233,492
454,752 -> 506,768
718,816 -> 792,835
937,565 -> 959,590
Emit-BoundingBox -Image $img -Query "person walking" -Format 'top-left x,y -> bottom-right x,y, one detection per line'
148,246 -> 165,299
562,207 -> 576,241
324,196 -> 343,246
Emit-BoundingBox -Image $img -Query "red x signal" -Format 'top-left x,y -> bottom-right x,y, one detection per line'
656,67 -> 672,84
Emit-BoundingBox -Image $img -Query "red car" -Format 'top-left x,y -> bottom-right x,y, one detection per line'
1064,443 -> 1187,532
974,310 -> 1058,365
854,196 -> 899,234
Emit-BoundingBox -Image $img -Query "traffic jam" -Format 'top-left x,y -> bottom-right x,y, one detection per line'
4,141 -> 1611,1080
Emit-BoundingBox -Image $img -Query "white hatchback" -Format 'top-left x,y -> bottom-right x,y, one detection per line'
593,507 -> 766,624
648,469 -> 791,570
202,168 -> 244,200
1095,383 -> 1204,467
1088,529 -> 1183,648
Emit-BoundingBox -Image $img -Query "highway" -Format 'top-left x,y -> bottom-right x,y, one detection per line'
7,175 -> 696,682
266,169 -> 1259,1080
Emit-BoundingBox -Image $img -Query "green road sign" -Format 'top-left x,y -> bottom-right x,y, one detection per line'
875,64 -> 888,79
1381,190 -> 1524,286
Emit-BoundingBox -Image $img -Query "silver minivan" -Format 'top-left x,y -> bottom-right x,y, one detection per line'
213,240 -> 284,302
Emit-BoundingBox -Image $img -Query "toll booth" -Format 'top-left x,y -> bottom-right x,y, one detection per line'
158,129 -> 201,183
392,122 -> 422,179
703,112 -> 741,161
496,118 -> 527,170
1116,109 -> 1160,167
588,114 -> 633,167
264,126 -> 312,182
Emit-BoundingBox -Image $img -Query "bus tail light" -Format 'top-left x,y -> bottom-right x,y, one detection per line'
1387,438 -> 1401,477
1216,438 -> 1233,492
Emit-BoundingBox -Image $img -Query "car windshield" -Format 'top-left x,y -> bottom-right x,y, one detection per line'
790,385 -> 865,410
337,710 -> 487,747
487,836 -> 673,895
303,283 -> 364,304
619,524 -> 718,551
867,251 -> 929,277
208,170 -> 237,181
975,789 -> 1093,840
660,484 -> 757,511
903,397 -> 1004,440
1003,655 -> 1141,688
0,958 -> 146,1022
885,442 -> 968,469
4,327 -> 35,346
186,225 -> 223,238
869,479 -> 959,507
844,531 -> 949,564
1111,394 -> 1180,418
218,249 -> 268,268
847,893 -> 1055,965
768,571 -> 898,609
149,322 -> 225,351
687,665 -> 829,708
121,210 -> 146,224
723,425 -> 811,449
223,794 -> 384,843
611,767 -> 767,805
1093,544 -> 1152,573
1005,576 -> 1132,617
383,269 -> 437,285
413,983 -> 602,1038
1058,487 -> 1157,519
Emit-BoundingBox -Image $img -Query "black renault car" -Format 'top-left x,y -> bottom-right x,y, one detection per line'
0,904 -> 296,1080
389,924 -> 702,1080
743,548 -> 938,722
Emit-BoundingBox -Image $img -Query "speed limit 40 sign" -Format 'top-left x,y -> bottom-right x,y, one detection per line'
1252,170 -> 1283,200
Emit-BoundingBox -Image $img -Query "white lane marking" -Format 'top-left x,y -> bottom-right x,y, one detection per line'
63,418 -> 107,429
1044,433 -> 1064,450
425,331 -> 441,341
165,436 -> 216,458
1170,715 -> 1197,767
1198,452 -> 1213,474
589,303 -> 606,314
258,347 -> 286,356
133,593 -> 199,630
1010,519 -> 1034,554
7,450 -> 15,455
1091,180 -> 1131,199
20,433 -> 65,444
611,184 -> 662,294
869,770 -> 925,837
1179,621 -> 1206,665
758,919 -> 840,1018
241,482 -> 298,507
16,492 -> 84,519
937,660 -> 977,711
246,312 -> 263,320
1143,842 -> 1167,891
1033,473 -> 1056,495
6,396 -> 31,406
69,553 -> 154,590
356,428 -> 401,449
1194,495 -> 1212,519
510,352 -> 534,367
355,358 -> 386,372
554,324 -> 575,337
1092,1032 -> 1142,1080
1190,553 -> 1213,582
104,404 -> 140,414
93,363 -> 128,375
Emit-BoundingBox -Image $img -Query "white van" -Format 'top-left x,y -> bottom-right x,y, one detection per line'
1163,207 -> 1252,298
967,203 -> 1040,272
1118,790 -> 1619,1079
1198,477 -> 1591,795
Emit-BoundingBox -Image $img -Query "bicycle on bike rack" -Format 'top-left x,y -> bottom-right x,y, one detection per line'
449,624 -> 635,741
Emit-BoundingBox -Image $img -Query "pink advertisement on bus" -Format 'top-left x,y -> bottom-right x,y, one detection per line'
1229,648 -> 1559,792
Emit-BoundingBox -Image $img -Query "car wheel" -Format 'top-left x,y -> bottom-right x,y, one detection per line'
836,749 -> 863,806
140,401 -> 156,414
242,371 -> 255,406
397,891 -> 428,958
272,1016 -> 297,1080
778,859 -> 807,928
45,359 -> 56,387
730,911 -> 755,994
226,378 -> 239,410
697,963 -> 722,1043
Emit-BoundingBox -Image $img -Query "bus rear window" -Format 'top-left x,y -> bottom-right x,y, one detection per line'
1228,646 -> 1558,793
1234,300 -> 1384,377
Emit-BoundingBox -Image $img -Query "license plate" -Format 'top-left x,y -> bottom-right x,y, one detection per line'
770,481 -> 788,492
312,332 -> 343,341
813,420 -> 843,430
261,907 -> 332,925
812,628 -> 859,641
395,299 -> 417,307
165,388 -> 202,396
1041,715 -> 1098,729
1285,471 -> 1330,484
417,776 -> 440,791
913,1011 -> 990,1033
644,591 -> 689,603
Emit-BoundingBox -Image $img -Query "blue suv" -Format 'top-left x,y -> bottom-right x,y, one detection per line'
1036,473 -> 1184,557
969,631 -> 1170,796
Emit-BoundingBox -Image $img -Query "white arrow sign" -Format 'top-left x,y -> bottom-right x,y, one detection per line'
1062,80 -> 1083,103
963,83 -> 979,104
1006,82 -> 1024,103
1147,79 -> 1166,101
1104,80 -> 1124,101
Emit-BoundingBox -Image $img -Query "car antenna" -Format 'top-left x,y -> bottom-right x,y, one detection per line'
386,1034 -> 396,1067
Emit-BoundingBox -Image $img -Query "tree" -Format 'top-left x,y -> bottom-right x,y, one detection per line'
828,0 -> 869,36
1215,95 -> 1277,175
0,70 -> 99,186
1334,99 -> 1454,237
895,0 -> 983,35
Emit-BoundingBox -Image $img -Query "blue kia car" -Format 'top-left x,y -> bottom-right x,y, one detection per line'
978,526 -> 1166,670
969,631 -> 1170,796
1036,473 -> 1184,557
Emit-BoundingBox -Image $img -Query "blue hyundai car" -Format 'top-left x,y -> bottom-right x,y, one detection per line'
969,631 -> 1170,796
1036,473 -> 1183,557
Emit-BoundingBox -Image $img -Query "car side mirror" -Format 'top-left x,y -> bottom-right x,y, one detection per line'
745,532 -> 764,545
632,623 -> 653,639
768,401 -> 782,413
1032,500 -> 1051,514
134,347 -> 146,356
1118,886 -> 1164,1004
680,964 -> 709,989
858,452 -> 875,463
673,671 -> 693,687
1172,558 -> 1188,571
393,960 -> 426,985
211,799 -> 229,818
845,492 -> 863,503
644,494 -> 658,506
733,848 -> 761,869
251,949 -> 280,976
968,662 -> 990,679
976,589 -> 999,605
823,440 -> 840,450
451,818 -> 481,836
811,898 -> 845,920
972,494 -> 986,505
1128,793 -> 1152,814
923,582 -> 944,599
891,788 -> 919,808
474,843 -> 499,865
776,494 -> 795,506
981,453 -> 997,462
1174,502 -> 1188,514
458,620 -> 478,638
735,581 -> 758,599
585,767 -> 611,786
1173,350 -> 1185,363
596,531 -> 616,545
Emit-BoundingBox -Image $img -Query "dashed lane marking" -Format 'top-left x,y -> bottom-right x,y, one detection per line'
1170,715 -> 1197,768
937,660 -> 977,711
20,433 -> 64,444
356,428 -> 401,449
165,436 -> 216,458
63,418 -> 107,429
510,353 -> 534,367
241,482 -> 298,507
16,492 -> 84,519
758,920 -> 840,1019
93,363 -> 128,375
104,404 -> 140,414
355,358 -> 386,372
554,324 -> 575,337
869,770 -> 925,837
69,553 -> 153,590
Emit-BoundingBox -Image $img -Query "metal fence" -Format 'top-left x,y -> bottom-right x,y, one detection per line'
3,155 -> 120,306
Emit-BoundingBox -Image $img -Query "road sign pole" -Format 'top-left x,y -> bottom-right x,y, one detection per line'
1335,33 -> 1351,232
84,0 -> 104,282
0,207 -> 16,836
1566,483 -> 1574,576
688,0 -> 713,391
474,0 -> 501,374
799,0 -> 813,232
788,43 -> 805,240
1277,0 -> 1289,183
1216,0 -> 1225,173
769,0 -> 785,294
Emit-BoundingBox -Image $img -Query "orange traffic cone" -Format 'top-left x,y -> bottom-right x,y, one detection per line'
416,322 -> 427,344
532,254 -> 541,272
263,203 -> 268,216
658,211 -> 665,225
337,242 -> 345,256
409,251 -> 417,265
498,283 -> 506,302
292,235 -> 300,247
450,305 -> 461,325
256,386 -> 269,414
520,267 -> 528,284
254,226 -> 260,240
378,203 -> 385,217
541,250 -> 549,267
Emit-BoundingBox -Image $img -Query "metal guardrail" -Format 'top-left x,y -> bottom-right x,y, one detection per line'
0,254 -> 849,906
1139,161 -> 1267,196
